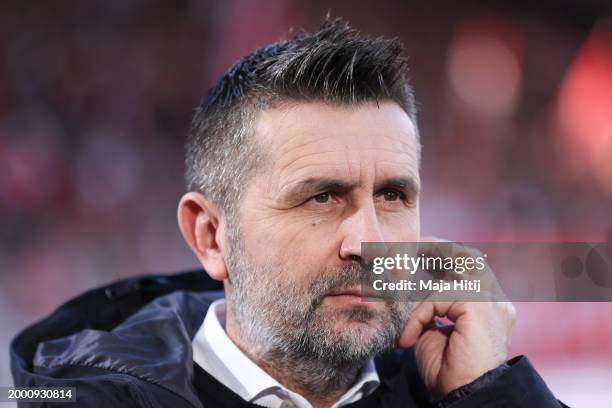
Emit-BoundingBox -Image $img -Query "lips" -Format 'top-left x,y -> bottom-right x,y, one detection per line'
327,286 -> 363,297
325,285 -> 387,303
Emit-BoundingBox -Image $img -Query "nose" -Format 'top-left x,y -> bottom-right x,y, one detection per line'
339,206 -> 385,260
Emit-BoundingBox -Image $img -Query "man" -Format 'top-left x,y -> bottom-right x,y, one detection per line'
11,18 -> 565,407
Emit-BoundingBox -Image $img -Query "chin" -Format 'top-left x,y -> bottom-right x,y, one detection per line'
329,310 -> 389,334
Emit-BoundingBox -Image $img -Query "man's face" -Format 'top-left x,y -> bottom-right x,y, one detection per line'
226,101 -> 420,364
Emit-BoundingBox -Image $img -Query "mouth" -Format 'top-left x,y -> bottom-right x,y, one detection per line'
325,286 -> 383,302
327,286 -> 363,297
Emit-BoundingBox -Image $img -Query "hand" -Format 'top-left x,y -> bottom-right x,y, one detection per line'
398,238 -> 516,398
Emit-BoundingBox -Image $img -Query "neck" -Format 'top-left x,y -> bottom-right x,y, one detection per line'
225,310 -> 364,408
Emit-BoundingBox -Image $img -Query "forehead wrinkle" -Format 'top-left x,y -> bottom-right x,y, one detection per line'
373,157 -> 379,196
257,107 -> 339,156
276,149 -> 347,176
361,145 -> 417,156
274,134 -> 342,156
375,161 -> 420,185
375,157 -> 420,170
262,133 -> 348,193
371,153 -> 419,168
347,143 -> 358,188
374,133 -> 419,157
251,111 -> 315,166
274,148 -> 353,190
275,163 -> 359,199
373,146 -> 420,164
279,162 -> 352,183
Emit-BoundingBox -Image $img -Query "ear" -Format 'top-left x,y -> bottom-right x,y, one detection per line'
177,192 -> 228,281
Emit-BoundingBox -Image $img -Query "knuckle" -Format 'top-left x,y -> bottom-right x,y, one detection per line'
501,302 -> 517,320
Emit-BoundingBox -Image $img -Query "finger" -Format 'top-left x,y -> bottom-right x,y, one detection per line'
400,301 -> 464,347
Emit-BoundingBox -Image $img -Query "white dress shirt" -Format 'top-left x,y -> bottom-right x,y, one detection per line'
192,299 -> 380,408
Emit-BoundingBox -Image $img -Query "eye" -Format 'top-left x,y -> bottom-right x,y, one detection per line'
313,192 -> 331,203
375,189 -> 413,210
302,191 -> 341,211
382,189 -> 404,201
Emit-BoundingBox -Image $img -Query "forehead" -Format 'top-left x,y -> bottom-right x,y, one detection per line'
253,101 -> 420,185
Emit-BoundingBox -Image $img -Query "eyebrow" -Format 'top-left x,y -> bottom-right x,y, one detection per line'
375,177 -> 420,197
284,178 -> 356,200
281,176 -> 420,201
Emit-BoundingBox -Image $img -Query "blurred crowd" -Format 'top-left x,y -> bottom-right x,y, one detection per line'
1,0 -> 611,403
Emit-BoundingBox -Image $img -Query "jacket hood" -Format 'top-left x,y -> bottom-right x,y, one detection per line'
10,270 -> 224,407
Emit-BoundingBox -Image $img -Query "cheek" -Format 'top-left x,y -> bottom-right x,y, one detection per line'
280,224 -> 342,282
381,208 -> 420,241
279,210 -> 342,247
290,232 -> 338,271
240,216 -> 339,275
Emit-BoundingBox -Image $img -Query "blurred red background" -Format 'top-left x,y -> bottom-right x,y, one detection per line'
1,1 -> 611,406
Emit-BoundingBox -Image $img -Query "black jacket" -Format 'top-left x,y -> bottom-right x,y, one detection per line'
11,271 -> 567,407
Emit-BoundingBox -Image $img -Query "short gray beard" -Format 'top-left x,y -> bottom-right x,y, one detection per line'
226,222 -> 411,395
